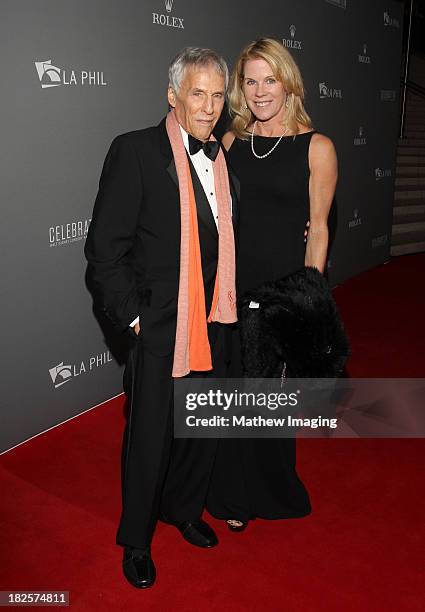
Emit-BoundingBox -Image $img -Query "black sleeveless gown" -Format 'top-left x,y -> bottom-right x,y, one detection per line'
207,131 -> 315,521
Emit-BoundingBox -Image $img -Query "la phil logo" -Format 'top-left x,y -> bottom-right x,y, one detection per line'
35,60 -> 107,89
282,25 -> 302,50
49,351 -> 113,389
381,90 -> 396,102
153,0 -> 184,28
383,11 -> 400,28
375,168 -> 392,181
325,0 -> 346,8
319,82 -> 342,99
49,218 -> 91,248
372,234 -> 388,248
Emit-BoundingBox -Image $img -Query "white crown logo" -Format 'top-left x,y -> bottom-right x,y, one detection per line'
289,24 -> 296,38
165,0 -> 174,12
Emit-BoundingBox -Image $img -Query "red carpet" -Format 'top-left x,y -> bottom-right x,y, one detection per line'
1,255 -> 424,611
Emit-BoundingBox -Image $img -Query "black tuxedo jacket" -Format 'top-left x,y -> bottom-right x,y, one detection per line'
85,117 -> 239,356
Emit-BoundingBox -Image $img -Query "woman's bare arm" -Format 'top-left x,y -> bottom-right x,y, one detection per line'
305,133 -> 338,273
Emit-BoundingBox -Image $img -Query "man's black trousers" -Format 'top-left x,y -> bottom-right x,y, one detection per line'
116,322 -> 230,549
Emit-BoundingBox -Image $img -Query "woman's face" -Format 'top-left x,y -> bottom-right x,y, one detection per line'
242,57 -> 287,124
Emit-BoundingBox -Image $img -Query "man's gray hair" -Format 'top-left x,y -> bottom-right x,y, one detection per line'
168,47 -> 229,92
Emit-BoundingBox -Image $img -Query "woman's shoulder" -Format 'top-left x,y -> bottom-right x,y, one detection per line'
308,132 -> 337,171
309,132 -> 336,155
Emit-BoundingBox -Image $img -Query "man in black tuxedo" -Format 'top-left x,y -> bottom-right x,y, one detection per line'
85,47 -> 238,589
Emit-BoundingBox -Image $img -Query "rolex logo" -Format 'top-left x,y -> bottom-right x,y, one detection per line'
358,42 -> 371,64
153,0 -> 184,28
354,126 -> 366,146
283,25 -> 302,50
348,208 -> 362,229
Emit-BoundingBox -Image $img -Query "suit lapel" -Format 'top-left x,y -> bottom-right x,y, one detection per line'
166,158 -> 179,187
219,143 -> 240,228
158,117 -> 179,189
228,168 -> 239,228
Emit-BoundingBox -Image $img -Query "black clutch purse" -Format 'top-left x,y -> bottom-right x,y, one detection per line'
238,266 -> 350,379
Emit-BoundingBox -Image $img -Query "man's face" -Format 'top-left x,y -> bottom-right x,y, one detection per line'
168,64 -> 225,142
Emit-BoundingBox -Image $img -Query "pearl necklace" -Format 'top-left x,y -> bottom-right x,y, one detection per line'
250,120 -> 289,159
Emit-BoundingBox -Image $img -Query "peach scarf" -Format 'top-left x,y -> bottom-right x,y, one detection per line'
166,109 -> 236,377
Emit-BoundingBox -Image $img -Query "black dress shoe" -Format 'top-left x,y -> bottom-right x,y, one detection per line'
122,547 -> 156,589
176,519 -> 218,548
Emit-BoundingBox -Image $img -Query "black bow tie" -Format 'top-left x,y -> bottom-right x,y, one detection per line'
188,134 -> 220,161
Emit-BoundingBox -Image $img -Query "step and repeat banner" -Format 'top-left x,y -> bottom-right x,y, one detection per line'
0,0 -> 403,452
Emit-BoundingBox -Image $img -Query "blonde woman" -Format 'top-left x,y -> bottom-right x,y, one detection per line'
207,38 -> 337,531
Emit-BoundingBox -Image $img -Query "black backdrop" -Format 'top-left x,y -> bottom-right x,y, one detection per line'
0,0 -> 403,452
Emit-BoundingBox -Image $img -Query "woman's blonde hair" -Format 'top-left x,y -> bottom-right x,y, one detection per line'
228,37 -> 312,139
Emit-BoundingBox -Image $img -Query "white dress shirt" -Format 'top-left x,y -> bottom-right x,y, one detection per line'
130,125 -> 230,328
179,125 -> 220,228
